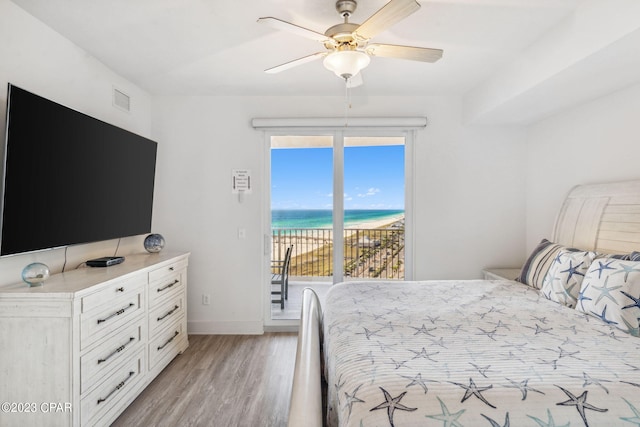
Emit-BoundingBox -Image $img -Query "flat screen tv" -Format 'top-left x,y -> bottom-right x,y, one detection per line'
0,84 -> 157,256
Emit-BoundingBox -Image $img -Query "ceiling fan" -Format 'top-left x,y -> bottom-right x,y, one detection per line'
258,0 -> 443,85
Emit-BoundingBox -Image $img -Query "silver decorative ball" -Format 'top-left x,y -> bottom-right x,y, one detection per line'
22,262 -> 50,287
144,234 -> 165,253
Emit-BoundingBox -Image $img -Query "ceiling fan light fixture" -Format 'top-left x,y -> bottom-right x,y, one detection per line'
323,50 -> 370,79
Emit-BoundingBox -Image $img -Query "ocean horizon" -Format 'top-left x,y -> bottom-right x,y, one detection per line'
271,209 -> 404,229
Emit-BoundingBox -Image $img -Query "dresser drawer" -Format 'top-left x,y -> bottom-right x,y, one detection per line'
81,274 -> 145,314
81,291 -> 145,350
80,350 -> 145,426
80,319 -> 145,394
148,258 -> 188,283
149,319 -> 185,370
148,270 -> 184,308
149,296 -> 185,338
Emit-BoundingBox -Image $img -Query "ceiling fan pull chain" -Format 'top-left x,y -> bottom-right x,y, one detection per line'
344,78 -> 350,127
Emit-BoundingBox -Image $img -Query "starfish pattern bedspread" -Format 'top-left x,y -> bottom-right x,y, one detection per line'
323,280 -> 640,427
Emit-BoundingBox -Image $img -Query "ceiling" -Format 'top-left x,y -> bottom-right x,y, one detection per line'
11,0 -> 589,97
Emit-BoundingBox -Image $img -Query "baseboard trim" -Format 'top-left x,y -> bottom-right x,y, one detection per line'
187,320 -> 263,335
264,324 -> 298,333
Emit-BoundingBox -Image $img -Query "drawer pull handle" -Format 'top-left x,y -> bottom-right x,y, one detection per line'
97,303 -> 135,324
157,280 -> 179,293
157,305 -> 180,322
97,371 -> 135,405
169,267 -> 175,271
97,337 -> 136,364
157,331 -> 179,351
116,287 -> 125,292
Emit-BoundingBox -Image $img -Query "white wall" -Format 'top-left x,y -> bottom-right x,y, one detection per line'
0,0 -> 153,286
525,82 -> 640,251
152,95 -> 527,333
464,0 -> 640,126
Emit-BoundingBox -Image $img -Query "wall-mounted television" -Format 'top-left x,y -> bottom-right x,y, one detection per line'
0,84 -> 157,256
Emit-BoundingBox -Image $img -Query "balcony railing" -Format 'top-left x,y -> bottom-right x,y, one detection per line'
271,226 -> 405,280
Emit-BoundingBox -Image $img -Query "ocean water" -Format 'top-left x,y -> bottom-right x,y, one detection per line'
271,209 -> 404,229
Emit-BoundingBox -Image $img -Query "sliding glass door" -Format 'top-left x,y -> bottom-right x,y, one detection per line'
267,131 -> 410,321
343,137 -> 405,281
270,135 -> 334,281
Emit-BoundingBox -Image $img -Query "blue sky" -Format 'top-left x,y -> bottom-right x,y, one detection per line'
271,145 -> 404,210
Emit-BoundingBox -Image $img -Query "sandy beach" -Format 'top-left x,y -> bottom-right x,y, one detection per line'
346,214 -> 405,230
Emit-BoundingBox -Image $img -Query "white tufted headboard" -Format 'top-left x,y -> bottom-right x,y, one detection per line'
552,179 -> 640,254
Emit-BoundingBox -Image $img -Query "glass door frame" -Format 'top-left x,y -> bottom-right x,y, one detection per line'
261,125 -> 417,328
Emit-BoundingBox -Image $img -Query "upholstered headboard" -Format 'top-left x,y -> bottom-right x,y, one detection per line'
552,179 -> 640,254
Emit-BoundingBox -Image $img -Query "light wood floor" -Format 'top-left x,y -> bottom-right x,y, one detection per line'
112,333 -> 297,427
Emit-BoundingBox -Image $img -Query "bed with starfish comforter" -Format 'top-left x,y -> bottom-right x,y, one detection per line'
323,279 -> 640,427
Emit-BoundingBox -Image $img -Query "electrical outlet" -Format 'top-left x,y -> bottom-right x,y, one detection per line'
202,294 -> 210,305
238,228 -> 246,239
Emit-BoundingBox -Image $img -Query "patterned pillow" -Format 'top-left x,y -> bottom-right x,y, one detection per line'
541,250 -> 596,308
517,239 -> 580,289
630,251 -> 640,261
576,258 -> 640,336
604,253 -> 631,260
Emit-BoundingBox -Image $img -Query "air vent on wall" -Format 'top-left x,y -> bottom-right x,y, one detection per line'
112,87 -> 130,112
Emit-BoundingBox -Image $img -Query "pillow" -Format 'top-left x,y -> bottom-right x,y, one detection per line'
576,258 -> 640,336
603,253 -> 630,260
517,239 -> 580,289
596,251 -> 640,261
540,250 -> 596,308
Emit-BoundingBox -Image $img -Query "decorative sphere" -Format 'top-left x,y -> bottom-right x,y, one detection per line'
22,262 -> 50,287
144,233 -> 165,253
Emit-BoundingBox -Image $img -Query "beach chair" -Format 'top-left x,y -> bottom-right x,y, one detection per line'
271,245 -> 292,309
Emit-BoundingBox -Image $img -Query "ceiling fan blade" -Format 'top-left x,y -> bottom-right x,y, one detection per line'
346,73 -> 363,88
367,43 -> 443,62
264,52 -> 327,74
354,0 -> 421,41
257,17 -> 331,43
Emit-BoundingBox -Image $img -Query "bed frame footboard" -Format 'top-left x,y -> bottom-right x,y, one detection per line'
287,288 -> 324,427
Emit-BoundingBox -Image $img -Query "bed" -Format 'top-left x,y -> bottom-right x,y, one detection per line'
287,179 -> 640,427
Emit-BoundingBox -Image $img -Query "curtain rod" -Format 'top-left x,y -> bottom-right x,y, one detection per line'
251,117 -> 427,130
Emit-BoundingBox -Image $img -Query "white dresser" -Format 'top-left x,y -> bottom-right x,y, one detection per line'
0,251 -> 189,427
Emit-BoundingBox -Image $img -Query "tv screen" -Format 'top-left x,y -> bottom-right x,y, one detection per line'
0,84 -> 157,256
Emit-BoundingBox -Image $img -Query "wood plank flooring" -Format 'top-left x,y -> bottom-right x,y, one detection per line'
112,333 -> 297,427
